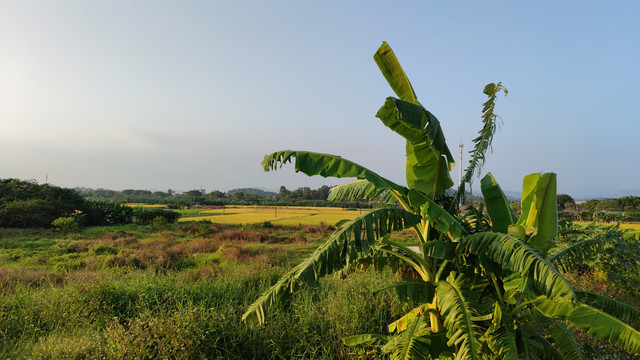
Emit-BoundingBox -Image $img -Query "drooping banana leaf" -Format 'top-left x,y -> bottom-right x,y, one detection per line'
262,150 -> 408,196
517,173 -> 558,256
459,232 -> 574,301
242,207 -> 419,325
548,238 -> 603,272
328,179 -> 389,202
480,173 -> 517,233
436,273 -> 483,360
575,290 -> 640,323
568,304 -> 640,353
534,297 -> 640,354
533,311 -> 585,360
374,41 -> 419,105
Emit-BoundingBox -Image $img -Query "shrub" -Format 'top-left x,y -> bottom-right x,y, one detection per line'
132,207 -> 181,225
151,216 -> 169,229
51,217 -> 80,234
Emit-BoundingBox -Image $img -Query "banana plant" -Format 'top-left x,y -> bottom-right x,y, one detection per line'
242,42 -> 640,359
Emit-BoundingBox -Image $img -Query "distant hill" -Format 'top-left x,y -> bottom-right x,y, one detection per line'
503,191 -> 521,201
227,188 -> 277,198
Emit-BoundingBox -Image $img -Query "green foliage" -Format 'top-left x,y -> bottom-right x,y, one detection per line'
51,216 -> 80,234
132,207 -> 181,225
0,179 -> 87,228
557,193 -> 576,210
552,221 -> 640,300
0,179 -> 140,228
82,200 -> 133,226
245,41 -> 640,359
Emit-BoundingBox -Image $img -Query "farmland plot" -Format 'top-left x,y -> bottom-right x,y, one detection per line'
178,206 -> 366,226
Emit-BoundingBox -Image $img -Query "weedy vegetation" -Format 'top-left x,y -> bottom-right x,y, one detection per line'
0,222 -> 407,359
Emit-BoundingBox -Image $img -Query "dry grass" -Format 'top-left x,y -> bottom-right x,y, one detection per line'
0,267 -> 62,287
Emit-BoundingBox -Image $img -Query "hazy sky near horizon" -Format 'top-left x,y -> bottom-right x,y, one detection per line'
1,1 -> 639,198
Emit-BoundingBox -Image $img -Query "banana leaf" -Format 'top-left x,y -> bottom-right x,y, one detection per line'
480,173 -> 517,233
517,172 -> 558,256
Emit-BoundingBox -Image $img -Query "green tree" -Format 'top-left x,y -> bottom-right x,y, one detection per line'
242,42 -> 640,358
277,186 -> 290,201
0,179 -> 88,228
557,193 -> 575,210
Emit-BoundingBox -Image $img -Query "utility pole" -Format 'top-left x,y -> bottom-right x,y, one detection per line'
458,143 -> 463,187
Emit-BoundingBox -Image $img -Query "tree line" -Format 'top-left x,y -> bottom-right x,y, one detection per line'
78,185 -> 372,208
0,179 -> 179,228
551,193 -> 640,222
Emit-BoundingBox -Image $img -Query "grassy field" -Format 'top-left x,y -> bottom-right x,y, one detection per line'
0,222 -> 400,359
1,215 -> 638,359
177,206 -> 367,226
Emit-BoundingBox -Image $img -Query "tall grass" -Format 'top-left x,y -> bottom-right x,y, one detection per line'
0,223 -> 396,359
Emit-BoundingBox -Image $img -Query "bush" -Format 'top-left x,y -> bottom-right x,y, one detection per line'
51,217 -> 80,234
81,200 -> 133,226
151,216 -> 169,229
132,207 -> 181,225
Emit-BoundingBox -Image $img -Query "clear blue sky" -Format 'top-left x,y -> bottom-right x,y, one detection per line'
1,1 -> 639,198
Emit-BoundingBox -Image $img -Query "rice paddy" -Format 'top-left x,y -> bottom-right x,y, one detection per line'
178,206 -> 367,226
575,221 -> 640,231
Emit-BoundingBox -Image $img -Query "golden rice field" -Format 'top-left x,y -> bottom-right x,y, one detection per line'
575,221 -> 640,231
127,203 -> 167,208
178,206 -> 367,226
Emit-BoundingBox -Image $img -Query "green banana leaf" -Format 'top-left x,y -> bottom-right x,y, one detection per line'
483,303 -> 518,359
262,150 -> 408,196
373,41 -> 419,104
568,304 -> 640,353
328,179 -> 388,202
480,173 -> 517,233
459,232 -> 574,301
548,238 -> 603,272
517,172 -> 558,256
375,97 -> 455,200
420,199 -> 464,242
575,290 -> 640,323
534,312 -> 585,360
436,273 -> 482,360
384,315 -> 432,360
534,297 -> 640,354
